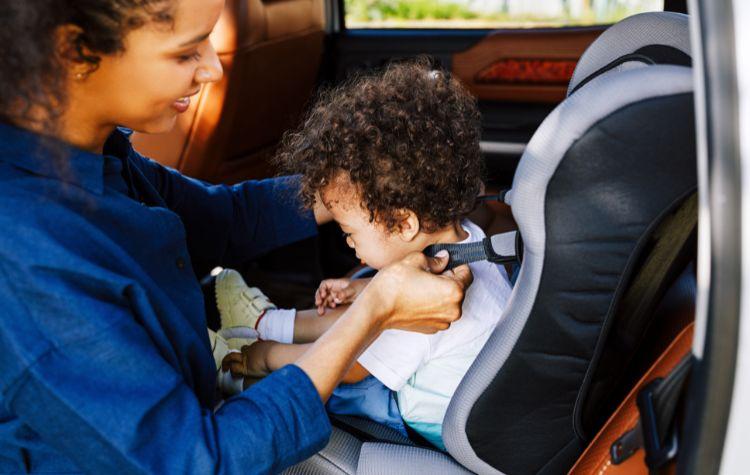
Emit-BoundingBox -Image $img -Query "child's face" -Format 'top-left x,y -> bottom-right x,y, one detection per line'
321,185 -> 420,270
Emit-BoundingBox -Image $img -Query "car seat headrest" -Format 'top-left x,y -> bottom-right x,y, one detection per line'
567,11 -> 691,96
444,65 -> 696,475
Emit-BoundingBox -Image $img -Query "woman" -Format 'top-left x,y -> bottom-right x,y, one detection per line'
0,0 -> 471,473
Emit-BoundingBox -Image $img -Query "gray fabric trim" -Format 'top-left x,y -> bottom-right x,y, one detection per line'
442,65 -> 694,475
489,231 -> 517,257
283,427 -> 362,475
356,443 -> 474,475
567,12 -> 690,95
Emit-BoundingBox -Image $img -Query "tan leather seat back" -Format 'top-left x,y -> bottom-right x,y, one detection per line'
132,0 -> 325,183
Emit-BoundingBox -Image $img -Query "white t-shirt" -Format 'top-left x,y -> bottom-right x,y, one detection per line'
357,219 -> 513,448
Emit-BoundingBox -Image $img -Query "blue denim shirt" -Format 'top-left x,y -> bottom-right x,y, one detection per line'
0,123 -> 331,474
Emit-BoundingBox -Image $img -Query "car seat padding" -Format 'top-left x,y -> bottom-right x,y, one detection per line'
567,12 -> 690,96
581,193 -> 696,437
569,44 -> 692,95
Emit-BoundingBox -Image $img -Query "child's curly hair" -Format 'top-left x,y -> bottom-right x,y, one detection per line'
276,58 -> 484,233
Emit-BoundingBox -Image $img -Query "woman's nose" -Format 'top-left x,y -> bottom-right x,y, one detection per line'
196,44 -> 223,84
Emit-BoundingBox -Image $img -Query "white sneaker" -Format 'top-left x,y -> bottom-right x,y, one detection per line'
215,269 -> 276,349
208,329 -> 244,396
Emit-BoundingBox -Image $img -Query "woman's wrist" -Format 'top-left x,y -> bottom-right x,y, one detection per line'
295,291 -> 385,401
352,280 -> 391,335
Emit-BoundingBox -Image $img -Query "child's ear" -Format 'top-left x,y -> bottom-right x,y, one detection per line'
397,210 -> 420,242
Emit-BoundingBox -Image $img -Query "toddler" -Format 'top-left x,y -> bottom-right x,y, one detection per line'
214,60 -> 512,449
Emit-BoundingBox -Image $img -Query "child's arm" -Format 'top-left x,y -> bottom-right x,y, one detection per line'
226,341 -> 371,384
315,278 -> 371,315
292,307 -> 347,343
290,278 -> 371,343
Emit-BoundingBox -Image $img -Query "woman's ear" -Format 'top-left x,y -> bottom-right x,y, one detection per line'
55,24 -> 98,80
397,210 -> 421,242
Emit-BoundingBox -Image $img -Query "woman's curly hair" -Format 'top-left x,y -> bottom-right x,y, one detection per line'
0,0 -> 173,129
276,58 -> 484,233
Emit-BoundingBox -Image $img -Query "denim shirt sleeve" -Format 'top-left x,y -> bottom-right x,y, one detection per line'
0,260 -> 329,474
2,298 -> 331,474
127,149 -> 318,269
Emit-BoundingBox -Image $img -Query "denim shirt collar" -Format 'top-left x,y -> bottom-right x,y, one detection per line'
0,122 -> 133,195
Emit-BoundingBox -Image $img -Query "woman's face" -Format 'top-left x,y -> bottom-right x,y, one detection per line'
70,0 -> 225,137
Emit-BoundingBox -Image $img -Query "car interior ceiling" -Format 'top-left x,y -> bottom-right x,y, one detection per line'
138,0 -> 696,470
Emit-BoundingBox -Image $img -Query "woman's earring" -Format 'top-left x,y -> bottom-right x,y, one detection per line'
75,72 -> 86,80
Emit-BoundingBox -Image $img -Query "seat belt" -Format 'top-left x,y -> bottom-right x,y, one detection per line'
569,323 -> 694,475
609,355 -> 692,469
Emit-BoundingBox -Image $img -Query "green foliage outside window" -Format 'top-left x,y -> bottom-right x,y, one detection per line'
345,0 -> 664,29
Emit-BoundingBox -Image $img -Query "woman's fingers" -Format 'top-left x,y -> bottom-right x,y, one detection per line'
401,249 -> 449,273
366,250 -> 473,335
444,263 -> 473,292
425,249 -> 450,274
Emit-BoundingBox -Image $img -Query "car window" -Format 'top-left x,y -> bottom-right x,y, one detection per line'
345,0 -> 664,29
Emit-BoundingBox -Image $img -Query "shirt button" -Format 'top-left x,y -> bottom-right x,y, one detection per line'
176,257 -> 185,269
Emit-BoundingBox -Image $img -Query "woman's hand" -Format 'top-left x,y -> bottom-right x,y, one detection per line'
286,250 -> 472,402
314,278 -> 370,315
361,250 -> 473,334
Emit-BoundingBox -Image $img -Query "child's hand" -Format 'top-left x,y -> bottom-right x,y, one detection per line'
221,341 -> 272,379
314,278 -> 369,315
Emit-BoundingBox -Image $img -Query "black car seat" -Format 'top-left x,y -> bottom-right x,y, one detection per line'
284,12 -> 695,475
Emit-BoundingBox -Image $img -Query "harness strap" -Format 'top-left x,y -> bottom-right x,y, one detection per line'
423,230 -> 520,271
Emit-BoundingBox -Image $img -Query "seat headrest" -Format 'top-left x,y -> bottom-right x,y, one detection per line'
567,11 -> 691,96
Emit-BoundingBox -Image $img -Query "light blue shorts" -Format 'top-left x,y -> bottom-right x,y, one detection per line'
326,376 -> 408,437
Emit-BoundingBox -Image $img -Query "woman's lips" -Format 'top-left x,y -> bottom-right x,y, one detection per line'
171,96 -> 191,113
171,89 -> 200,113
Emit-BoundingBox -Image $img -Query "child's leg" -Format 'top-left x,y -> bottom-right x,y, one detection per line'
215,268 -> 348,343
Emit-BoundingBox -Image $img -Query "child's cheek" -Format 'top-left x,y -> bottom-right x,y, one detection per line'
359,244 -> 389,270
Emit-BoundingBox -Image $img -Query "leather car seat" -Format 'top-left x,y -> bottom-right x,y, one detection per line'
131,0 -> 326,184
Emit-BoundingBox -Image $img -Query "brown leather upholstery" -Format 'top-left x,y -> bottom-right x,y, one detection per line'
568,323 -> 693,475
132,0 -> 325,183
